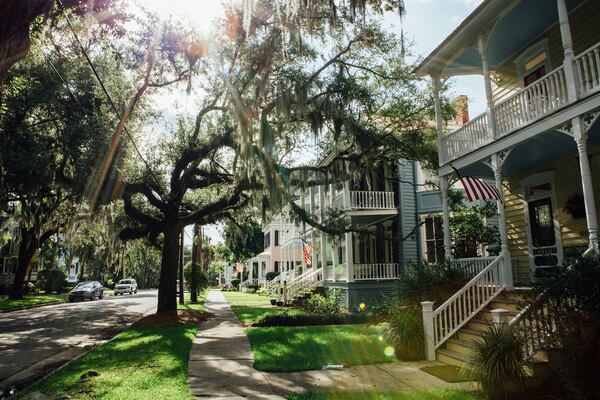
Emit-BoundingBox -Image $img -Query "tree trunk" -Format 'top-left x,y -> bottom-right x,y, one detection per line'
191,224 -> 201,303
9,228 -> 36,300
157,224 -> 180,312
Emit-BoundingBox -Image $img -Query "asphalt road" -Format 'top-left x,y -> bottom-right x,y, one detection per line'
0,290 -> 157,390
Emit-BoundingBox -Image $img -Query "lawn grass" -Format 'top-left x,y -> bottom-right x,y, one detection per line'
247,324 -> 395,372
13,325 -> 198,400
222,290 -> 272,306
0,293 -> 67,311
221,290 -> 287,324
178,288 -> 209,312
287,389 -> 481,400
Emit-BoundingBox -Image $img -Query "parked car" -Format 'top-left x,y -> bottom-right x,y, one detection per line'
69,281 -> 104,302
114,279 -> 138,295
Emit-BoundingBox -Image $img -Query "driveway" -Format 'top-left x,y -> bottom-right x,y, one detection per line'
0,290 -> 157,392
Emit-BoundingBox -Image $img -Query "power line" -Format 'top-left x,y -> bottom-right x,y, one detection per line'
56,0 -> 162,190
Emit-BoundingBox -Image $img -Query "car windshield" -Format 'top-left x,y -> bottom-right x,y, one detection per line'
75,282 -> 94,290
119,280 -> 131,284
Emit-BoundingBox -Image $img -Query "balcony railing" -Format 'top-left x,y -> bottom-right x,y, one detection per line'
440,41 -> 600,164
353,263 -> 401,280
349,191 -> 395,210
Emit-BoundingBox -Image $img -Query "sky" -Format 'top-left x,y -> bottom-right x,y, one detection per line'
134,0 -> 486,246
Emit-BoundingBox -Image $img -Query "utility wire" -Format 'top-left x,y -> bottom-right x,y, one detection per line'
56,0 -> 163,190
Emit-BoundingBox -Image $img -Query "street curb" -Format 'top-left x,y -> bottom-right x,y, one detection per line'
0,300 -> 66,314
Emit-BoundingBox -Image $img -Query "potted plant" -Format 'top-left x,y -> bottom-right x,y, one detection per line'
564,194 -> 586,219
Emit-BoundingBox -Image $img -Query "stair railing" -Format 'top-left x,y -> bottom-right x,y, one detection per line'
286,267 -> 323,300
508,294 -> 575,361
422,254 -> 505,360
265,269 -> 291,294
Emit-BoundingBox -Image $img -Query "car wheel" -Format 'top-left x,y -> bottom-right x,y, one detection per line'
134,290 -> 138,294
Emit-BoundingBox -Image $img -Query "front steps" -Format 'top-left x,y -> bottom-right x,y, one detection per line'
434,289 -> 552,374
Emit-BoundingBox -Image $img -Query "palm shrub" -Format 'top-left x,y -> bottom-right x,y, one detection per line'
469,324 -> 526,399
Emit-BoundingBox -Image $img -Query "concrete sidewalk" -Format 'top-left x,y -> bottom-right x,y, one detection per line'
187,289 -> 476,399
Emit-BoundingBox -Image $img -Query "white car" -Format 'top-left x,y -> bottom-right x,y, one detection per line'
114,279 -> 138,295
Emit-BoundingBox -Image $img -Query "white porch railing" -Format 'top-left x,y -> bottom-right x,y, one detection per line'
440,41 -> 600,163
349,191 -> 395,210
450,256 -> 496,277
575,42 -> 600,97
353,263 -> 401,281
508,295 -> 575,362
240,278 -> 258,288
286,267 -> 324,300
441,112 -> 489,164
423,254 -> 505,355
494,65 -> 568,138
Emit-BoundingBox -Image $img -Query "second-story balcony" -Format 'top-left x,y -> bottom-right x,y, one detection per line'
442,41 -> 600,164
333,190 -> 396,211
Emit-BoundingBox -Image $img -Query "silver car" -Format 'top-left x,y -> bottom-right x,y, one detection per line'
114,279 -> 138,295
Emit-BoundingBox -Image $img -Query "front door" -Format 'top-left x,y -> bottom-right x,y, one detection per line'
525,182 -> 561,278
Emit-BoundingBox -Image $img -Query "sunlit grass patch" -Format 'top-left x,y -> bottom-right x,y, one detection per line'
0,293 -> 67,311
287,389 -> 482,400
222,290 -> 272,307
13,325 -> 198,400
248,324 -> 395,372
177,288 -> 209,312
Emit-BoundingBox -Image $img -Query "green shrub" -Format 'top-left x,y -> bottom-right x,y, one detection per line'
468,324 -> 526,399
265,271 -> 279,281
256,286 -> 269,296
106,279 -> 115,289
184,262 -> 209,290
253,310 -> 368,327
382,304 -> 424,360
241,287 -> 256,293
305,289 -> 342,314
24,281 -> 36,295
231,278 -> 241,288
36,269 -> 67,293
532,254 -> 600,399
396,261 -> 468,304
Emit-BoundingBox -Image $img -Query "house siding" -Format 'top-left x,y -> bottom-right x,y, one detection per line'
491,0 -> 600,104
398,160 -> 420,265
503,143 -> 600,284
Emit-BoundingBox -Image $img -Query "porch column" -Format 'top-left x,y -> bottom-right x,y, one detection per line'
329,174 -> 337,282
431,75 -> 445,165
440,174 -> 453,260
477,33 -> 496,139
345,231 -> 354,282
572,118 -> 599,253
343,162 -> 351,210
557,0 -> 578,101
318,182 -> 328,275
309,185 -> 318,267
491,153 -> 513,290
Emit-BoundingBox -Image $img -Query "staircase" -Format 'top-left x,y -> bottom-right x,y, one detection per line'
266,266 -> 324,304
435,290 -> 524,367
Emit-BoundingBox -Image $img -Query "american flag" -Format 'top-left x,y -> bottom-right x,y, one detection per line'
455,169 -> 503,204
302,240 -> 313,265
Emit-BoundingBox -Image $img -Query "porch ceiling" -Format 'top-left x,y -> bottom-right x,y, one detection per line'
416,0 -> 586,76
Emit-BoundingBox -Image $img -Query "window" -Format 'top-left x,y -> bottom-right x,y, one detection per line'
264,232 -> 270,250
274,261 -> 280,273
274,230 -> 279,246
424,216 -> 445,263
